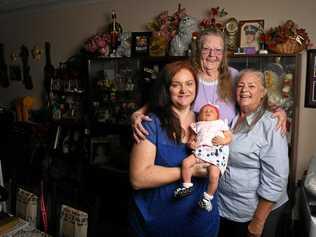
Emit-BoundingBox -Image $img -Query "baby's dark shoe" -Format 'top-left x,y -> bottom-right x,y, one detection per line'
174,186 -> 193,198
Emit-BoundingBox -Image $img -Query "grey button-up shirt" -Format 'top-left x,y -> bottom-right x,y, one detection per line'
218,110 -> 289,222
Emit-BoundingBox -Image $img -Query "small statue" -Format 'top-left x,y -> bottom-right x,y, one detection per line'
116,32 -> 132,57
108,10 -> 123,52
169,16 -> 199,56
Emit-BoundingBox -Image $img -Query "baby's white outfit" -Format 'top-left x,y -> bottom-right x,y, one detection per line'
190,120 -> 229,174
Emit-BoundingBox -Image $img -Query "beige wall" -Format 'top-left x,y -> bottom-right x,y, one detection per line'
0,0 -> 316,180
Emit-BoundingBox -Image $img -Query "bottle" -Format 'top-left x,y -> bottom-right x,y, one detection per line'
0,44 -> 9,88
44,42 -> 55,93
108,10 -> 123,52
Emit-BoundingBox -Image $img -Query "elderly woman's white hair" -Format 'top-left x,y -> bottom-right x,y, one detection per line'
238,68 -> 266,88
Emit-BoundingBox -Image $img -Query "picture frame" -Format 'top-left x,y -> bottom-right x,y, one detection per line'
305,49 -> 316,108
90,137 -> 112,165
90,135 -> 121,166
238,20 -> 264,53
131,32 -> 152,56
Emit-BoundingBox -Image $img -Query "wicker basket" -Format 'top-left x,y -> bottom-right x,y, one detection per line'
268,38 -> 305,54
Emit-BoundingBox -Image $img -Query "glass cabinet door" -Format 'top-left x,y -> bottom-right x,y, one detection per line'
87,58 -> 141,126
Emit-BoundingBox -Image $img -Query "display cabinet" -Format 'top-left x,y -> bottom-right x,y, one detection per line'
48,62 -> 86,123
87,57 -> 142,173
87,58 -> 140,127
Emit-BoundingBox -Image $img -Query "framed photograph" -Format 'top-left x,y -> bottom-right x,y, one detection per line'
131,32 -> 152,56
90,135 -> 121,165
90,137 -> 112,165
305,49 -> 316,108
239,20 -> 264,52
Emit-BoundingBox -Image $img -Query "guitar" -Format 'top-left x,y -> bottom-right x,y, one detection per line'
44,42 -> 55,92
0,44 -> 9,88
20,45 -> 33,90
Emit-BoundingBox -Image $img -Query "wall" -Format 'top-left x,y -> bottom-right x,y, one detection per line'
0,0 -> 316,180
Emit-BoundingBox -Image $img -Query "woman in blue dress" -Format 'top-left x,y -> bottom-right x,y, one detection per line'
129,60 -> 219,237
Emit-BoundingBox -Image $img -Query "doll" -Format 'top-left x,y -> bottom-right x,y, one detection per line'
174,103 -> 233,212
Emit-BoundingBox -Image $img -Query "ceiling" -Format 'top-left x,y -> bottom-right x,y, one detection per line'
0,0 -> 102,14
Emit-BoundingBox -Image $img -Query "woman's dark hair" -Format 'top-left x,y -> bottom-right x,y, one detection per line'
148,60 -> 198,143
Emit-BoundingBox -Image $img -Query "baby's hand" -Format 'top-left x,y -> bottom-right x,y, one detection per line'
212,136 -> 225,145
187,139 -> 197,149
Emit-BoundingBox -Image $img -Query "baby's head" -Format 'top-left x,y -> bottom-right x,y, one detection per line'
198,104 -> 219,121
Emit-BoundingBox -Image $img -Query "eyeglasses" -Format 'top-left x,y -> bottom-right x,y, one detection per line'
201,48 -> 224,55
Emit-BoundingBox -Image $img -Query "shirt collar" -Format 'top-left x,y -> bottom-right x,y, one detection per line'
245,110 -> 258,126
232,106 -> 264,131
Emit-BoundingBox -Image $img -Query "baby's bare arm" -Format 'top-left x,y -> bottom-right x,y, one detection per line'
212,130 -> 233,145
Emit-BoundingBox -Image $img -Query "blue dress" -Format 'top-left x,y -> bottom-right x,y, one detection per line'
129,114 -> 219,237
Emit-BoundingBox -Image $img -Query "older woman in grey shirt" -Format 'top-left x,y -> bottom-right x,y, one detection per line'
218,69 -> 289,237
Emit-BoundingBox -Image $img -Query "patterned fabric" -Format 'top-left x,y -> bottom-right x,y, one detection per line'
194,145 -> 228,175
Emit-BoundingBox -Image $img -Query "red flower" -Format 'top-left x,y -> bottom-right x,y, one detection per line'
200,6 -> 228,31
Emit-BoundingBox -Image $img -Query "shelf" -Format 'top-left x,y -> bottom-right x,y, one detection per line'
230,53 -> 298,58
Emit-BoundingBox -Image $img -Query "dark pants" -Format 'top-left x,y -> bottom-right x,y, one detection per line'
218,202 -> 287,237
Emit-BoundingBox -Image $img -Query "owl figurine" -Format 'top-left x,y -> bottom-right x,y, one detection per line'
169,16 -> 199,56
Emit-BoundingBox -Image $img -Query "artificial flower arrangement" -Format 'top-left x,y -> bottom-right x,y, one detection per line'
260,20 -> 312,54
146,5 -> 187,43
83,33 -> 111,57
199,7 -> 228,31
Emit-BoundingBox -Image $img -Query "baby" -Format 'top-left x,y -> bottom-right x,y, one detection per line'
174,103 -> 233,212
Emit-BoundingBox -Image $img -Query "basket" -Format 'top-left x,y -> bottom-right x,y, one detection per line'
268,38 -> 305,54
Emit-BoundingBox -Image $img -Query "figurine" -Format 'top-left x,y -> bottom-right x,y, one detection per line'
117,32 -> 132,57
108,10 -> 123,52
169,16 -> 199,56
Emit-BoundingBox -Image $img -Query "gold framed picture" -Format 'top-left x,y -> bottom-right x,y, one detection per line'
239,20 -> 264,52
